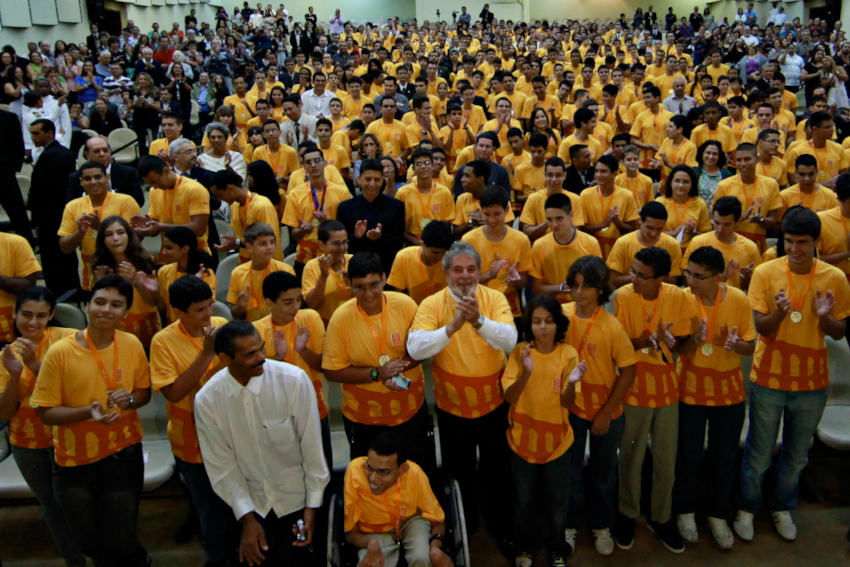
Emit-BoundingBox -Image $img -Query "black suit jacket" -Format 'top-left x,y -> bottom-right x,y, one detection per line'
66,162 -> 145,206
564,165 -> 595,194
0,110 -> 24,172
337,193 -> 405,273
30,141 -> 75,222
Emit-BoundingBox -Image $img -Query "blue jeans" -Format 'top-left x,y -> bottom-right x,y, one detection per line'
566,413 -> 625,530
52,443 -> 148,567
740,384 -> 827,512
510,448 -> 572,556
673,402 -> 745,519
175,457 -> 236,562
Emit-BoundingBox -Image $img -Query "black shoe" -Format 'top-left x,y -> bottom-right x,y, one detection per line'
647,520 -> 685,554
614,513 -> 635,550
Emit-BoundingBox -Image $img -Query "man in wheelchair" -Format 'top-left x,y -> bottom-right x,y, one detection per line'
343,432 -> 454,567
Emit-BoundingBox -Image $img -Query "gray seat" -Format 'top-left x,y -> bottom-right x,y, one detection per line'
215,253 -> 239,303
212,300 -> 232,321
284,252 -> 296,267
137,394 -> 176,492
53,303 -> 87,329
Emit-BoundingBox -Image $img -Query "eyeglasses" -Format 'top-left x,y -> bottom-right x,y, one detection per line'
414,160 -> 431,167
683,269 -> 715,280
351,281 -> 383,294
629,267 -> 656,280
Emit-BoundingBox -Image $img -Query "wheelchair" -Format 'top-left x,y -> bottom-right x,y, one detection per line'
326,466 -> 470,567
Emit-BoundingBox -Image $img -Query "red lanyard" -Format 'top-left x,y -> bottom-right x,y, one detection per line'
570,306 -> 601,357
356,295 -> 389,357
83,330 -> 119,390
638,285 -> 665,334
696,286 -> 722,344
784,258 -> 817,313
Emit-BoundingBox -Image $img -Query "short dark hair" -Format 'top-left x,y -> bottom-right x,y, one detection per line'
476,131 -> 500,149
697,140 -> 727,169
466,160 -> 490,180
243,222 -> 276,244
169,275 -> 213,313
574,108 -> 595,129
664,165 -> 698,198
687,246 -> 725,275
262,270 -> 301,301
545,156 -> 566,173
421,220 -> 453,250
359,158 -> 383,176
835,173 -> 850,202
347,251 -> 385,279
318,219 -> 346,242
795,154 -> 818,169
566,255 -> 613,304
79,160 -> 107,174
479,185 -> 509,209
713,196 -> 743,221
369,431 -> 406,465
210,168 -> 244,191
635,246 -> 672,278
545,192 -> 572,214
91,274 -> 134,310
596,154 -> 619,173
523,295 -> 569,343
640,201 -> 668,222
15,285 -> 56,313
30,118 -> 55,134
138,155 -> 169,177
808,110 -> 833,129
528,132 -> 548,150
214,319 -> 260,357
781,205 -> 821,240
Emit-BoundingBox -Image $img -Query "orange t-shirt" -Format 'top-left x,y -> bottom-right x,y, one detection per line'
714,174 -> 782,251
31,331 -> 151,467
462,227 -> 532,317
529,231 -> 602,303
681,232 -> 761,289
149,317 -> 229,463
0,234 -> 41,343
386,246 -> 447,304
226,259 -> 295,321
578,185 -> 639,258
301,254 -> 353,323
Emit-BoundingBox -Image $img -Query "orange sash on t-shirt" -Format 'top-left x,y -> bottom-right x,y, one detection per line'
752,338 -> 829,392
678,354 -> 745,407
625,360 -> 679,408
432,364 -> 504,418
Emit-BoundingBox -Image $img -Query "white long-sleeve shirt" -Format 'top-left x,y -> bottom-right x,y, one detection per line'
407,287 -> 517,360
195,360 -> 330,521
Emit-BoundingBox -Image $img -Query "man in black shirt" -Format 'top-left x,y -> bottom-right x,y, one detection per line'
337,159 -> 404,273
452,132 -> 511,196
564,144 -> 596,194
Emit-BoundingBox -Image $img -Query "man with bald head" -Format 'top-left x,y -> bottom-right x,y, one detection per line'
662,77 -> 696,115
66,136 -> 145,205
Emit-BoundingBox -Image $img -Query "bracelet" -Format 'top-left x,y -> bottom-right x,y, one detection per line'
128,394 -> 136,409
429,533 -> 445,545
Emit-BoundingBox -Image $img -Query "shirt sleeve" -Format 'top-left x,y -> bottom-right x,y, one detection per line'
748,264 -> 771,314
289,367 -> 331,507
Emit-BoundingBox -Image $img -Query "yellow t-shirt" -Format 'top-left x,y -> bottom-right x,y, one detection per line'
453,192 -> 515,225
690,124 -> 737,154
462,227 -> 532,316
222,93 -> 258,130
439,125 -> 473,172
578,185 -> 640,258
529,231 -> 602,303
655,138 -> 698,176
226,259 -> 295,321
386,246 -> 447,304
614,283 -> 697,408
557,134 -> 603,165
0,327 -> 76,449
681,232 -> 761,289
779,184 -> 839,218
520,94 -> 562,121
615,172 -> 655,208
149,317 -> 228,463
148,137 -> 173,156
513,161 -> 545,197
31,331 -> 151,467
322,293 -> 424,425
409,286 -> 513,418
678,286 -> 757,406
286,165 -> 345,192
501,342 -> 576,464
320,143 -> 352,171
655,196 -> 711,249
749,258 -> 850,391
562,304 -> 638,421
149,175 -> 211,253
519,189 -> 585,229
756,156 -> 789,187
365,119 -> 411,159
301,254 -> 352,323
630,107 -> 675,167
156,263 -> 217,324
0,234 -> 41,343
784,140 -> 844,183
253,310 -> 328,419
230,192 -> 282,262
816,207 -> 850,277
394,182 -> 455,237
282,182 -> 351,264
252,144 -> 300,181
606,231 -> 684,276
714,174 -> 782,251
344,457 -> 444,534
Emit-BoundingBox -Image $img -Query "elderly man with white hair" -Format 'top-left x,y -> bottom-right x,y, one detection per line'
134,46 -> 164,84
407,240 -> 517,542
199,122 -> 247,179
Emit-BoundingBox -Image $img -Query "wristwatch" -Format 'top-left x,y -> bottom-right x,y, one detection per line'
473,314 -> 485,329
370,368 -> 380,382
429,533 -> 445,546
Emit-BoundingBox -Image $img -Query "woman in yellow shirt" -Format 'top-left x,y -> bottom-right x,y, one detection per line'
502,296 -> 585,567
526,107 -> 562,158
91,216 -> 161,349
0,286 -> 83,565
656,165 -> 711,252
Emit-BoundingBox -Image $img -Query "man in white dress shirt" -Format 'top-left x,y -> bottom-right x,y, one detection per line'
195,319 -> 330,567
300,72 -> 336,119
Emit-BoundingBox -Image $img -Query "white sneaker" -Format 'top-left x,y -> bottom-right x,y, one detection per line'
564,528 -> 577,551
708,516 -> 735,550
592,528 -> 615,556
514,552 -> 533,567
677,513 -> 699,544
772,511 -> 797,541
733,510 -> 755,542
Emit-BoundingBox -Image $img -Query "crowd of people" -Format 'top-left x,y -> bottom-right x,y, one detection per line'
1,2 -> 850,567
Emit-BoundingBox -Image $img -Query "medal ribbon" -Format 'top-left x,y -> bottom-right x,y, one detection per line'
696,285 -> 722,348
570,306 -> 601,358
784,257 -> 817,314
83,330 -> 119,390
356,294 -> 389,357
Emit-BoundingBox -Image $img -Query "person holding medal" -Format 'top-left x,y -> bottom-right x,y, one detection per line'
149,275 -> 235,565
734,206 -> 850,543
613,246 -> 696,554
322,252 -> 433,473
673,246 -> 756,550
282,144 -> 351,278
31,274 -> 152,567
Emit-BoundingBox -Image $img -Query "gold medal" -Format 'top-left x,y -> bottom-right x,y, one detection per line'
378,354 -> 390,366
420,218 -> 430,229
701,343 -> 714,356
790,310 -> 803,323
312,217 -> 321,226
641,347 -> 651,355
